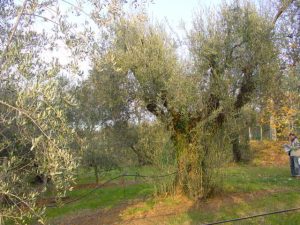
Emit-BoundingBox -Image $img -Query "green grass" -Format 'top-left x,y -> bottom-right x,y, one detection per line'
43,164 -> 300,225
45,166 -> 161,220
168,192 -> 300,225
45,183 -> 153,219
75,165 -> 171,184
223,165 -> 299,192
168,165 -> 300,225
124,199 -> 156,216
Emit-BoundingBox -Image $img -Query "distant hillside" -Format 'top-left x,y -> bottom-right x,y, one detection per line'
250,140 -> 289,166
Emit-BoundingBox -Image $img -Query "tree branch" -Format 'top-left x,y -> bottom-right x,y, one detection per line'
0,0 -> 28,68
273,0 -> 295,25
0,99 -> 62,152
234,68 -> 255,110
61,0 -> 91,18
24,13 -> 59,25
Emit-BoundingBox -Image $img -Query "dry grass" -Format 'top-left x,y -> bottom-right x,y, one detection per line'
250,140 -> 289,166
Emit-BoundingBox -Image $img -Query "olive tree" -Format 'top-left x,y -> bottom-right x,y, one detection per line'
100,0 -> 281,198
190,1 -> 281,162
0,0 -> 148,223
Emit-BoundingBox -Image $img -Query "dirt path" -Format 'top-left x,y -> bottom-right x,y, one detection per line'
50,199 -> 189,225
50,201 -> 130,225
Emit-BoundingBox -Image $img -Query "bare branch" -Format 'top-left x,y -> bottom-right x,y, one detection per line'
24,13 -> 59,25
61,0 -> 91,18
273,0 -> 295,25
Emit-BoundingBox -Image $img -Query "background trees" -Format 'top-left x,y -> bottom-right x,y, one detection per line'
272,0 -> 300,137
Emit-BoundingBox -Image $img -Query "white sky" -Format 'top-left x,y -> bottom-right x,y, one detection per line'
146,0 -> 222,60
19,0 -> 223,81
147,0 -> 222,31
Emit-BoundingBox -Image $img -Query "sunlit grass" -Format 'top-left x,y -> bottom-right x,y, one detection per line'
42,164 -> 300,225
45,183 -> 153,219
168,166 -> 300,225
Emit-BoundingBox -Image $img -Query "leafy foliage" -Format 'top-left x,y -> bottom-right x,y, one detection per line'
0,0 -> 149,223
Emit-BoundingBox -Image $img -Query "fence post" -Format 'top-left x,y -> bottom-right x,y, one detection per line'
0,157 -> 7,225
269,116 -> 277,141
122,173 -> 126,199
260,125 -> 263,141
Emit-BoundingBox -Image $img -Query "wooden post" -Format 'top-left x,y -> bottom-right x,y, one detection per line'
122,173 -> 126,199
249,127 -> 252,141
270,115 -> 277,141
0,157 -> 8,225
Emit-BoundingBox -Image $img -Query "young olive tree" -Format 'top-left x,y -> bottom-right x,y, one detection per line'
0,1 -> 78,223
71,54 -> 136,181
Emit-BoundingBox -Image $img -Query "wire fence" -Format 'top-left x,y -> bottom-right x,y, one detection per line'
249,125 -> 300,141
201,207 -> 300,225
46,171 -> 177,208
43,169 -> 300,224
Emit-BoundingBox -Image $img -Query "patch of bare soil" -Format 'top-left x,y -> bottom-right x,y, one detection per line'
50,198 -> 144,225
194,188 -> 285,212
50,205 -> 122,225
119,189 -> 289,225
120,195 -> 193,225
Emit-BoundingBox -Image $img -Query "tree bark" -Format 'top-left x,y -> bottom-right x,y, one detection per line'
232,135 -> 242,162
173,133 -> 214,199
94,165 -> 99,184
273,0 -> 295,25
130,146 -> 151,166
43,175 -> 48,189
174,135 -> 200,198
232,70 -> 255,162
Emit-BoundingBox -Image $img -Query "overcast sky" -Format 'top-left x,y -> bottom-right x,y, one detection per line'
145,0 -> 222,60
147,0 -> 222,31
25,0 -> 224,80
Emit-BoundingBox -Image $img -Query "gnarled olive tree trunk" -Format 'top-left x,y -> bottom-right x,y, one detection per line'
172,129 -> 222,199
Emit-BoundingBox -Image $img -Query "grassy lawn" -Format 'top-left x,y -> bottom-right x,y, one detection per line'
223,165 -> 299,192
167,165 -> 300,225
45,165 -> 172,220
75,165 -> 173,184
43,164 -> 300,224
169,191 -> 300,225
